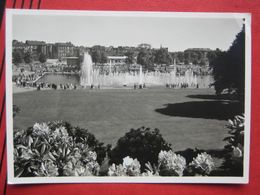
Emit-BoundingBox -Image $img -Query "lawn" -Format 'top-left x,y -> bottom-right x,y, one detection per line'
13,88 -> 243,151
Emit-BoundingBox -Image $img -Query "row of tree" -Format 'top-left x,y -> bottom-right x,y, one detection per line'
90,47 -> 216,71
13,50 -> 47,64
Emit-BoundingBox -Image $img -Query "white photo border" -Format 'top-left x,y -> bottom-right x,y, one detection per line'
5,9 -> 252,184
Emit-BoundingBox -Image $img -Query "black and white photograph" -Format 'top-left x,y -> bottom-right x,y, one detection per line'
5,10 -> 251,184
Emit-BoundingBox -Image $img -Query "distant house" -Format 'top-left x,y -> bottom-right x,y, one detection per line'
53,42 -> 77,59
138,43 -> 152,49
107,56 -> 127,65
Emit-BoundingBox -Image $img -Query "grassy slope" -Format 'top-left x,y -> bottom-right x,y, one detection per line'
13,88 -> 234,151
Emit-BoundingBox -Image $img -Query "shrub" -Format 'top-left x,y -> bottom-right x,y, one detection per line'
157,150 -> 186,176
108,127 -> 172,171
108,156 -> 141,176
188,152 -> 215,176
13,121 -> 106,177
221,114 -> 244,176
59,121 -> 108,164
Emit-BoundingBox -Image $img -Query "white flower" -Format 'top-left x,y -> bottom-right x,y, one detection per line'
122,156 -> 141,176
63,161 -> 94,176
158,150 -> 186,176
108,163 -> 126,176
53,126 -> 69,139
108,156 -> 141,176
189,152 -> 215,175
33,122 -> 50,135
87,151 -> 97,161
123,156 -> 134,168
39,160 -> 59,177
158,150 -> 168,162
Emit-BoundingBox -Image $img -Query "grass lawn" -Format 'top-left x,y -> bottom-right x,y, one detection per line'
13,88 -> 243,151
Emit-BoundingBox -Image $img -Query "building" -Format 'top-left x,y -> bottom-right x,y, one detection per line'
107,56 -> 127,66
53,42 -> 77,59
25,40 -> 48,60
46,44 -> 55,59
138,43 -> 152,49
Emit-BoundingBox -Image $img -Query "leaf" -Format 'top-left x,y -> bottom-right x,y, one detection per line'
28,135 -> 33,147
33,149 -> 40,156
66,148 -> 71,156
33,137 -> 39,148
52,150 -> 59,157
41,144 -> 46,155
15,167 -> 25,177
16,145 -> 28,150
48,152 -> 56,161
62,145 -> 66,158
228,119 -> 234,126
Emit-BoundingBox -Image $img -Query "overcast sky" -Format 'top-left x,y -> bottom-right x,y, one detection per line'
12,14 -> 244,52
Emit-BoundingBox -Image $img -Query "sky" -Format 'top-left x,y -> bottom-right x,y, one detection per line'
12,14 -> 244,52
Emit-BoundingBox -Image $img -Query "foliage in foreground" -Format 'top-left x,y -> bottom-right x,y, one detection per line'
13,121 -> 107,177
108,127 -> 172,171
108,151 -> 215,177
222,114 -> 244,176
13,114 -> 244,177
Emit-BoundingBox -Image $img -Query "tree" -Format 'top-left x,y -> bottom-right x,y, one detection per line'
137,49 -> 154,71
39,53 -> 47,63
13,50 -> 23,64
100,51 -> 108,64
125,51 -> 135,64
212,25 -> 245,97
154,48 -> 172,65
207,48 -> 221,67
24,51 -> 32,64
91,50 -> 107,64
91,50 -> 101,64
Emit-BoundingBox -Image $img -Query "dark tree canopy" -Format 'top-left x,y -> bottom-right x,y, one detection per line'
39,53 -> 47,63
24,51 -> 32,64
137,49 -> 154,71
100,52 -> 108,64
91,50 -> 107,64
154,48 -> 172,65
125,51 -> 136,64
212,25 -> 245,97
91,50 -> 101,64
13,50 -> 23,64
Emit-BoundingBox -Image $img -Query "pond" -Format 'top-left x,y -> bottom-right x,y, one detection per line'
37,73 -> 80,85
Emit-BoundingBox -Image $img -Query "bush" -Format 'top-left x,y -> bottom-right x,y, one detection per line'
108,127 -> 172,171
221,114 -> 244,176
13,121 -> 107,177
187,152 -> 215,176
59,121 -> 108,164
157,150 -> 186,176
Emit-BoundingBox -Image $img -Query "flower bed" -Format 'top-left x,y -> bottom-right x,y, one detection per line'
13,121 -> 106,177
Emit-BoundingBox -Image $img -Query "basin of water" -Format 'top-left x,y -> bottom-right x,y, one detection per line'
37,52 -> 214,88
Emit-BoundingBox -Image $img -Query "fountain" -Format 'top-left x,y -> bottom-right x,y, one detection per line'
80,52 -> 93,87
139,65 -> 143,85
78,52 -> 212,88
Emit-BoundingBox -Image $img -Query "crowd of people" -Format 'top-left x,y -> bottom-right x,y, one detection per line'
134,83 -> 146,89
13,73 -> 39,87
165,82 -> 199,89
36,82 -> 78,91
